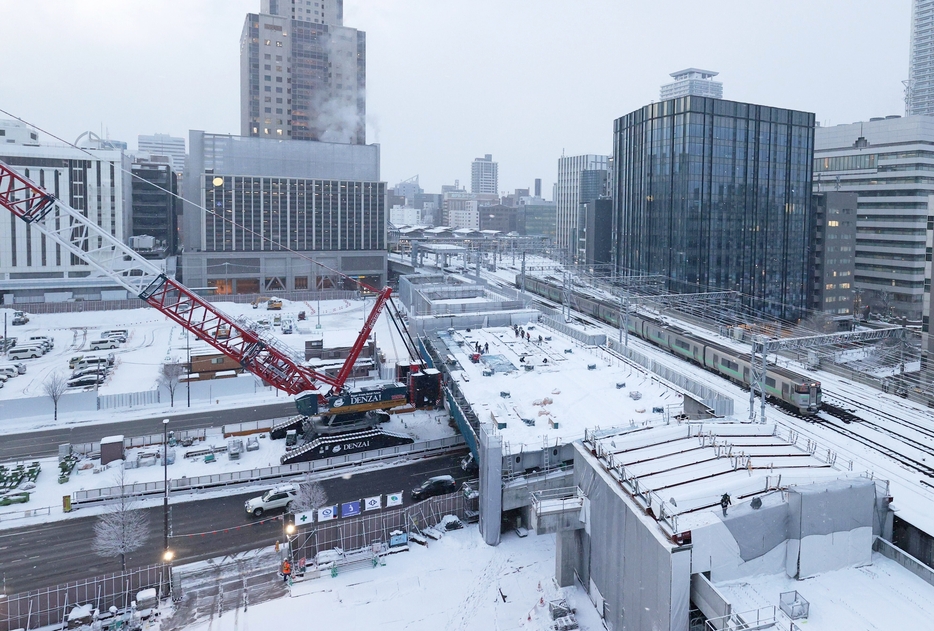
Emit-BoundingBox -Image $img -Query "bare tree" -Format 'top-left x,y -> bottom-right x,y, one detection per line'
159,362 -> 185,407
293,477 -> 328,513
92,465 -> 150,571
42,371 -> 68,421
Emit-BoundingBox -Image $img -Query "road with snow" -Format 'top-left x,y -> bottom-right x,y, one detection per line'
0,451 -> 468,594
0,400 -> 297,461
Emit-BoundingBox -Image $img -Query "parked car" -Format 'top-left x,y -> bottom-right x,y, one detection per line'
68,355 -> 85,369
281,320 -> 294,334
67,375 -> 105,389
102,329 -> 128,341
11,311 -> 29,326
72,366 -> 110,380
0,362 -> 26,375
244,484 -> 297,517
0,366 -> 19,378
410,475 -> 457,502
0,336 -> 16,351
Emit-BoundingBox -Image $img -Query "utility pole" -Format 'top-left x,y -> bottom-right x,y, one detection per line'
186,330 -> 191,408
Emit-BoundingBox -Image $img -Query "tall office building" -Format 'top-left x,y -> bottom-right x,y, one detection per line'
555,154 -> 608,260
0,120 -> 137,304
130,158 -> 178,258
814,116 -> 934,322
615,97 -> 815,321
909,0 -> 934,116
471,154 -> 498,195
810,191 -> 857,321
182,130 -> 386,293
660,68 -> 723,100
138,133 -> 187,175
240,0 -> 365,144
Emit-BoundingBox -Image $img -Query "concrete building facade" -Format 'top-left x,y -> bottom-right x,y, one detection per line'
240,0 -> 365,144
814,116 -> 934,322
556,154 -> 609,260
182,131 -> 386,293
137,133 -> 187,175
0,139 -> 137,304
130,158 -> 179,258
659,68 -> 723,100
810,191 -> 858,320
470,154 -> 498,195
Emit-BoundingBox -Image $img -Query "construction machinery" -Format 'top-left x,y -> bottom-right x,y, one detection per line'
250,296 -> 282,310
0,160 -> 436,422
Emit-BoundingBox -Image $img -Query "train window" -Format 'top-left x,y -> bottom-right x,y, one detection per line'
783,383 -> 789,395
766,377 -> 776,388
713,354 -> 719,365
675,339 -> 690,350
794,384 -> 810,394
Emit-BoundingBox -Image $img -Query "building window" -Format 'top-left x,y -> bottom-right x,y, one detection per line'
294,276 -> 308,290
264,39 -> 271,45
277,129 -> 284,136
265,107 -> 271,113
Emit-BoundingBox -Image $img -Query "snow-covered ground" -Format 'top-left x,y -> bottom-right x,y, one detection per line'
0,407 -> 453,530
0,297 -> 406,401
716,552 -> 934,630
170,527 -> 604,631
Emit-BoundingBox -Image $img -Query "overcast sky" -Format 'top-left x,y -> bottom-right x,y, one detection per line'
0,1 -> 910,196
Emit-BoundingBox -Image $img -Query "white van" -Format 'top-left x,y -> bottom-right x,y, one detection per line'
0,367 -> 18,378
29,336 -> 54,349
0,362 -> 26,375
8,346 -> 43,360
89,338 -> 119,351
75,356 -> 112,371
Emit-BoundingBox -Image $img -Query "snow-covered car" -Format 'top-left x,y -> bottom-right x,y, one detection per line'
244,484 -> 297,517
72,366 -> 111,380
411,475 -> 457,502
67,375 -> 105,389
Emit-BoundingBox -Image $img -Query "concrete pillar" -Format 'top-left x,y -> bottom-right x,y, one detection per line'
478,424 -> 503,546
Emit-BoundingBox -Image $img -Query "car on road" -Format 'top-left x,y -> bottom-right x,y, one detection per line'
245,484 -> 297,517
410,475 -> 457,502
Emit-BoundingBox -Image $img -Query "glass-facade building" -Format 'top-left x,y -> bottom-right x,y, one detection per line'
614,96 -> 815,321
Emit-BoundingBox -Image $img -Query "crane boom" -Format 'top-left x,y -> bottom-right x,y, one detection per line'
0,160 -> 388,402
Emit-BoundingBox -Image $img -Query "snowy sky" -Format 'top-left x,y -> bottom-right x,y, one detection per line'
0,0 -> 909,194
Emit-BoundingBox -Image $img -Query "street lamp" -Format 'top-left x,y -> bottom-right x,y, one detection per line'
186,331 -> 191,408
162,419 -> 170,557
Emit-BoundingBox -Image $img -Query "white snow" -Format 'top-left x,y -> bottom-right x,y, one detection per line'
716,553 -> 934,631
171,527 -> 605,631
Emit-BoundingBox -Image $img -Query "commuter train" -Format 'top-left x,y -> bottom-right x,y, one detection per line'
520,274 -> 821,415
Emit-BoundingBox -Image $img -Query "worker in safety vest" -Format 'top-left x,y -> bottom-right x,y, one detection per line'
282,559 -> 292,582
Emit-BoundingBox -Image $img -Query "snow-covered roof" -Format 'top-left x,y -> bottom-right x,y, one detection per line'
442,325 -> 680,451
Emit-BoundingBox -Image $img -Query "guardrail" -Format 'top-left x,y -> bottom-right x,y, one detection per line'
72,435 -> 466,506
0,504 -> 52,523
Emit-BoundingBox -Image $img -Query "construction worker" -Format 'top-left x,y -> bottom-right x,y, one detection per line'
720,493 -> 732,517
282,558 -> 292,582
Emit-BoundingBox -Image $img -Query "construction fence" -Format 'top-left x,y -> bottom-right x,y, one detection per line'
0,564 -> 169,631
291,490 -> 468,562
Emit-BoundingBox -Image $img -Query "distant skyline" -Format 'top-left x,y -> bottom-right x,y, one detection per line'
0,1 -> 910,196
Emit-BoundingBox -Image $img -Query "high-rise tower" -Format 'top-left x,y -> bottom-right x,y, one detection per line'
471,154 -> 498,195
240,0 -> 366,144
909,0 -> 934,116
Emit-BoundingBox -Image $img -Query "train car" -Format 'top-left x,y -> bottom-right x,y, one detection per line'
518,273 -> 822,415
